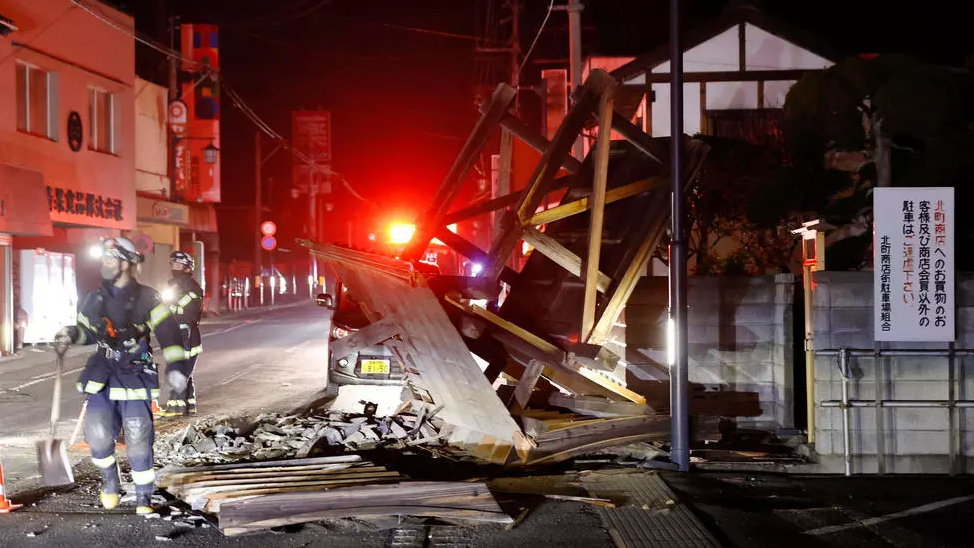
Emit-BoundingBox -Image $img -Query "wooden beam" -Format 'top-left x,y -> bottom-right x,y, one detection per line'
484,70 -> 617,281
511,359 -> 545,413
443,173 -> 573,226
432,227 -> 520,287
490,112 -> 583,174
444,292 -> 561,356
443,191 -> 522,226
582,85 -> 616,341
521,228 -> 611,293
527,177 -> 662,227
642,69 -> 816,83
609,112 -> 663,164
403,83 -> 517,261
586,216 -> 660,346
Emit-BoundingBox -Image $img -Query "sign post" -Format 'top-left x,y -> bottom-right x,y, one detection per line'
873,187 -> 955,342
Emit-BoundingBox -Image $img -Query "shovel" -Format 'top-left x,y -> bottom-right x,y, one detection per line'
36,340 -> 75,487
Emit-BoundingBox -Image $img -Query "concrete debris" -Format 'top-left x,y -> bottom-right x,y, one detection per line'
155,409 -> 440,467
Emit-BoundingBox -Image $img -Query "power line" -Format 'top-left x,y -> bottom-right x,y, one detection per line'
69,0 -> 203,69
518,0 -> 555,77
72,0 -> 375,208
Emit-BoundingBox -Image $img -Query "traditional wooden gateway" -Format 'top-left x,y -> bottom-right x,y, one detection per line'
303,69 -> 715,465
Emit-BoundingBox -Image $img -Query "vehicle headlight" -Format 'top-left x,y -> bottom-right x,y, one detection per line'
338,358 -> 349,367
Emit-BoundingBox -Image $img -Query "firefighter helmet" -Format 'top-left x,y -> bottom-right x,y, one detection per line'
170,250 -> 195,270
101,237 -> 143,264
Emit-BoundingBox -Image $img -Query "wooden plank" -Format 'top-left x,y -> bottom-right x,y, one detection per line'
521,228 -> 611,293
511,359 -> 545,413
609,111 -> 664,164
159,455 -> 363,475
403,83 -> 517,261
171,470 -> 400,493
161,463 -> 364,487
218,481 -> 512,534
330,314 -> 401,361
166,467 -> 390,489
582,84 -> 616,341
176,472 -> 404,499
548,393 -> 655,418
534,415 -> 665,442
526,177 -> 663,227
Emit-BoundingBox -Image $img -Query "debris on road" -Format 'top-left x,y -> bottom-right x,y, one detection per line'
156,454 -> 509,536
155,407 -> 443,467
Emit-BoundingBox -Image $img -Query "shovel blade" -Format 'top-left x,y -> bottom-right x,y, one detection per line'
35,439 -> 75,487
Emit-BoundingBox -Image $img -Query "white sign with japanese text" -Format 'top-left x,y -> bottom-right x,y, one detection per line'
874,187 -> 955,341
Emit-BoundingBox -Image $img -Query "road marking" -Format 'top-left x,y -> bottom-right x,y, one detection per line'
219,365 -> 257,386
10,366 -> 86,391
202,319 -> 262,339
3,321 -> 263,393
803,494 -> 974,535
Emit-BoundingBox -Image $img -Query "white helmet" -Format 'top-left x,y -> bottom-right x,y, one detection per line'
101,237 -> 143,264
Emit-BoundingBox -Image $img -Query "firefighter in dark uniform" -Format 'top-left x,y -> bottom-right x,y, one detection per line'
159,250 -> 204,416
55,237 -> 188,514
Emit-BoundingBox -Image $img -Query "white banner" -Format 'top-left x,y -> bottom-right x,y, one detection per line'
874,187 -> 955,341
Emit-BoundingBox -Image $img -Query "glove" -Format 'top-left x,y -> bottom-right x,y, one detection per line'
54,326 -> 76,354
55,326 -> 78,345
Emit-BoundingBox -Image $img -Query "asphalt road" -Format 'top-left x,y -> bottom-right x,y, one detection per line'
0,302 -> 334,492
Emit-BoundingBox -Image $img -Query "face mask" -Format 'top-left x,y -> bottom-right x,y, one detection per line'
101,263 -> 121,282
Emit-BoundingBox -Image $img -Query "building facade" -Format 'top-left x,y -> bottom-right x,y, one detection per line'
0,0 -> 137,354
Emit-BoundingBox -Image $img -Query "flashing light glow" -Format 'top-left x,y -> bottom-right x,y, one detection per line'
88,245 -> 103,260
666,316 -> 675,367
471,262 -> 483,276
161,287 -> 175,303
368,233 -> 377,242
389,223 -> 416,245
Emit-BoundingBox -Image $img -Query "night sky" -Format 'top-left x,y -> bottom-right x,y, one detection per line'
111,0 -> 968,260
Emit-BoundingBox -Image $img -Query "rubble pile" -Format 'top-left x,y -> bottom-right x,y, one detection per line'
156,405 -> 442,467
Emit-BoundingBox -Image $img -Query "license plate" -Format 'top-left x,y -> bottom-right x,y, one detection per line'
360,359 -> 390,375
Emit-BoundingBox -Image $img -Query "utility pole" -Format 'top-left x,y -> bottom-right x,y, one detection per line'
668,0 -> 690,473
255,131 -> 262,275
567,0 -> 584,159
496,0 -> 520,266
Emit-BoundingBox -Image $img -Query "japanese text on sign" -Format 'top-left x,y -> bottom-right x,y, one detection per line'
46,185 -> 124,222
874,187 -> 954,341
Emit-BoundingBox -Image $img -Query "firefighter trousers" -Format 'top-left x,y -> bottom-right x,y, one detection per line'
84,390 -> 156,496
166,354 -> 198,411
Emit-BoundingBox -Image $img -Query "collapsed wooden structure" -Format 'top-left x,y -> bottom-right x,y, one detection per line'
301,69 -> 712,465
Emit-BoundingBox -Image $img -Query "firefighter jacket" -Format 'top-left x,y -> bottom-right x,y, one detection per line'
168,273 -> 203,359
72,279 -> 187,401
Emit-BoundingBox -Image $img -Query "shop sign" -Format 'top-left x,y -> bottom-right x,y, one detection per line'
46,185 -> 124,221
137,197 -> 188,227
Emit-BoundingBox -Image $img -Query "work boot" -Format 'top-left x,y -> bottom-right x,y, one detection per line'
186,403 -> 197,416
158,402 -> 185,418
99,467 -> 122,510
135,491 -> 153,515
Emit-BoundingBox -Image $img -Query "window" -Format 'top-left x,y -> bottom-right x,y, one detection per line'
88,88 -> 115,153
16,62 -> 57,139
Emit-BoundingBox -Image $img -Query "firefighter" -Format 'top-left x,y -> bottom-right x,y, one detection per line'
54,237 -> 188,514
159,250 -> 204,416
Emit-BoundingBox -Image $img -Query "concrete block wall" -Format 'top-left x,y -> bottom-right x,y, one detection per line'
626,274 -> 796,427
812,271 -> 974,474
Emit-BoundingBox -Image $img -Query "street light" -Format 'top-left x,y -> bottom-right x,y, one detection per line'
174,136 -> 220,165
203,142 -> 220,165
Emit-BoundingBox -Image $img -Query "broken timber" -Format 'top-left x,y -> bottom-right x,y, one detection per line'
300,68 -> 715,465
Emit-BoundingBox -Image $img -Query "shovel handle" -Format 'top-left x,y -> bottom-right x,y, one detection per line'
50,351 -> 63,438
